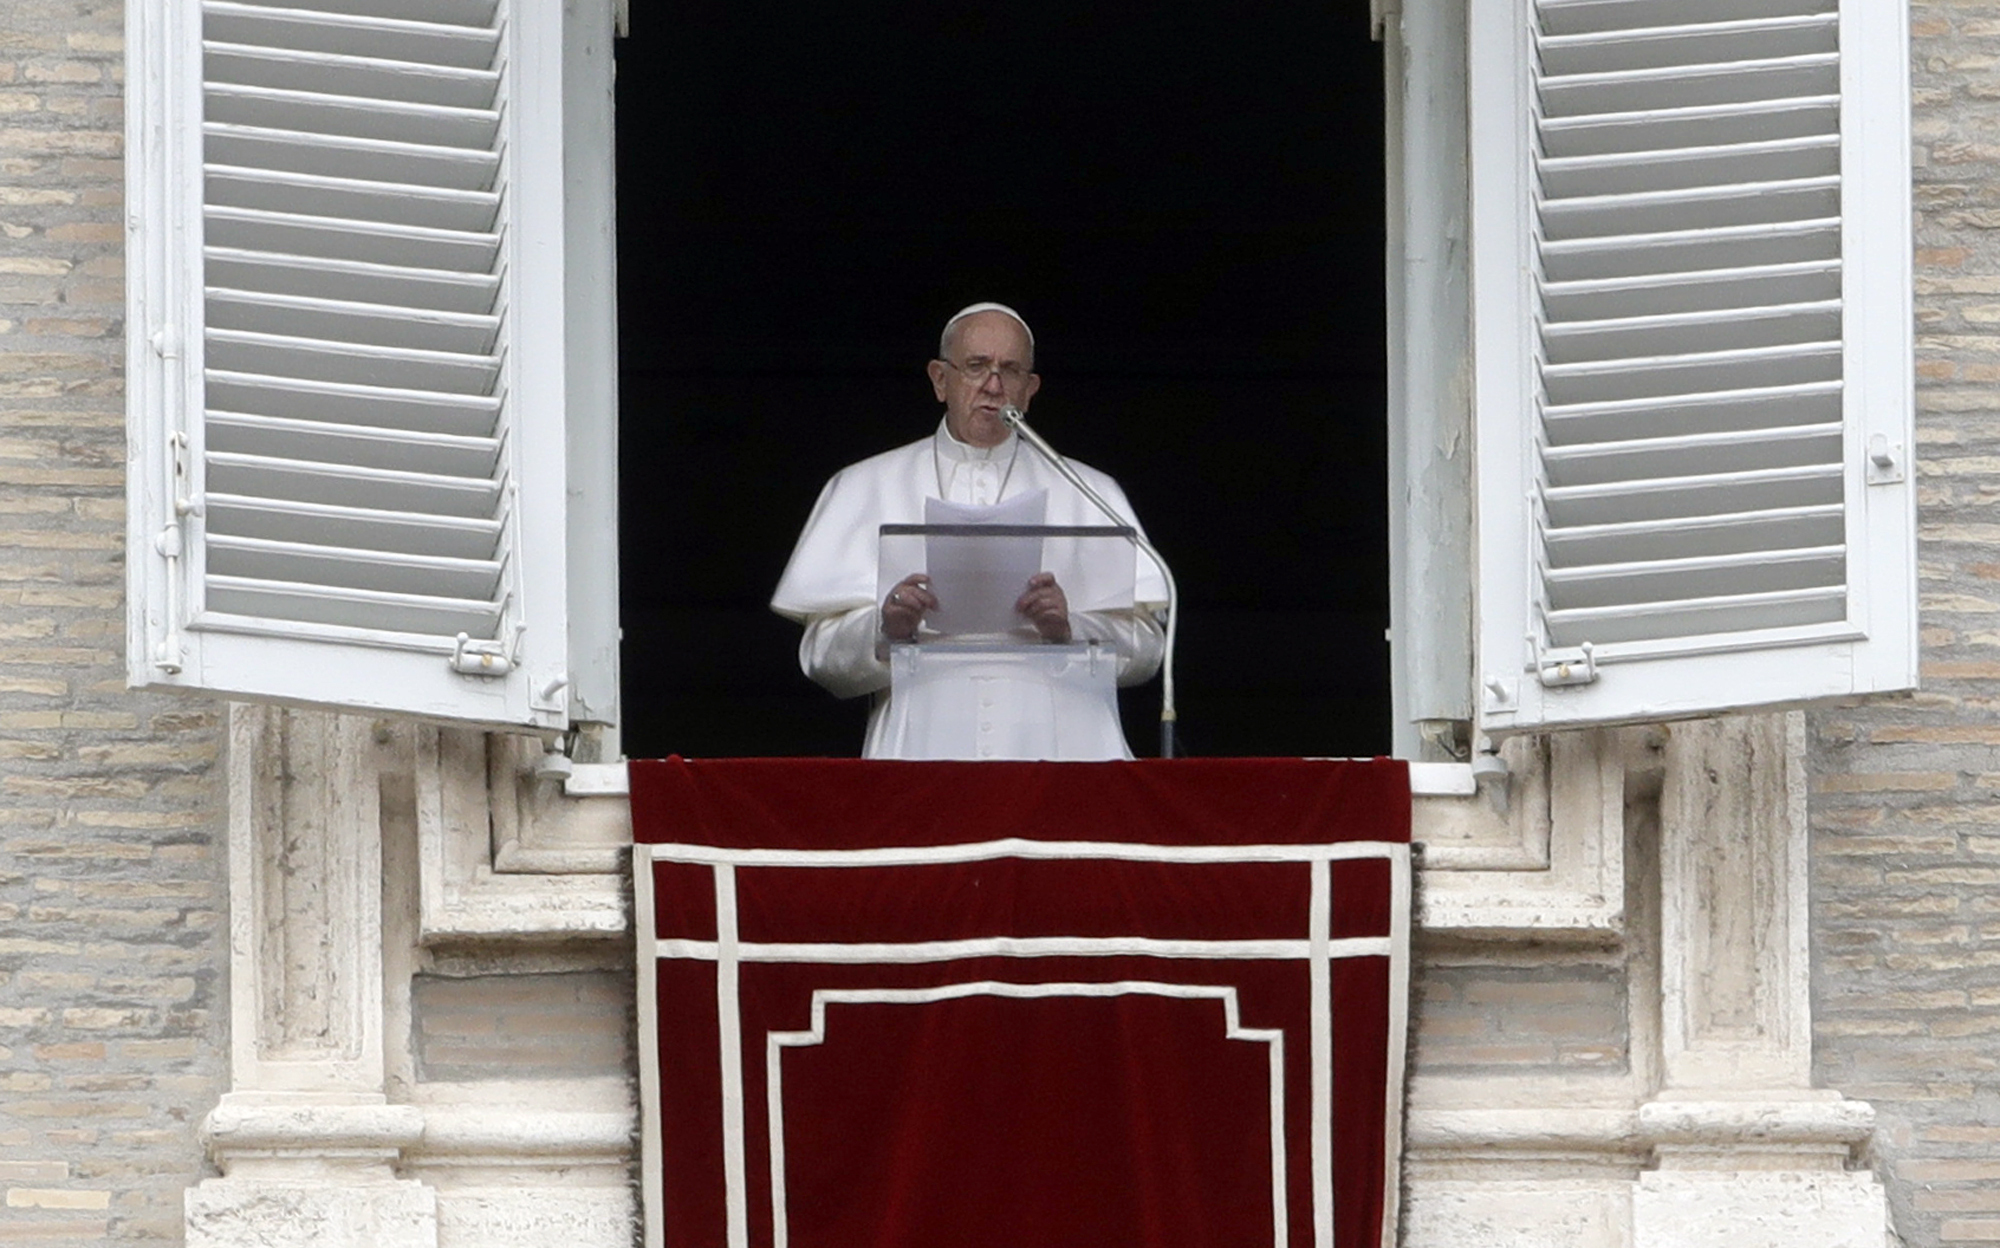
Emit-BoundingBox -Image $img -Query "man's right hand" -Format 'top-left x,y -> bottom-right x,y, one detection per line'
881,574 -> 937,641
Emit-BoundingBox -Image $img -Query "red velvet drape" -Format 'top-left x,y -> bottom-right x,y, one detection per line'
633,758 -> 1409,1248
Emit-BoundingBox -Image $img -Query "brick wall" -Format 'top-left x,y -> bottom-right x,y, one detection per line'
1810,3 -> 2000,1245
0,2 -> 228,1243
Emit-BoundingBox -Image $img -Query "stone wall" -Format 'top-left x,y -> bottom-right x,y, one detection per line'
0,1 -> 230,1242
1809,2 -> 2000,1245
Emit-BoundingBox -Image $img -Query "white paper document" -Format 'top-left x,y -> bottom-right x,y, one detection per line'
921,490 -> 1047,637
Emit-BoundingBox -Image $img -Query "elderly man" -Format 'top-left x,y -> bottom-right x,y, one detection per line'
771,302 -> 1169,759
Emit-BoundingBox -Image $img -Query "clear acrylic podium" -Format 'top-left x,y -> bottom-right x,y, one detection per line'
877,523 -> 1138,761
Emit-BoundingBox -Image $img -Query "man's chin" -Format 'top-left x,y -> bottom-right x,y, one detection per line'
959,412 -> 1009,447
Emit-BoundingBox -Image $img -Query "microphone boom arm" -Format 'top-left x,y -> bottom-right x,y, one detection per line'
1001,405 -> 1181,758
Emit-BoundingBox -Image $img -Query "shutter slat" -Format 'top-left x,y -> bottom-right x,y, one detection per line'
204,369 -> 500,437
205,206 -> 499,271
1539,53 -> 1837,114
1543,462 -> 1843,528
207,287 -> 499,353
1543,259 -> 1840,320
204,41 -> 499,109
1542,299 -> 1841,363
1544,585 -> 1846,645
1543,379 -> 1843,442
1542,177 -> 1840,239
1543,421 -> 1842,484
1539,14 -> 1837,78
206,328 -> 500,392
204,122 -> 498,189
203,2 -> 500,68
1538,134 -> 1839,199
204,493 -> 502,560
1540,341 -> 1842,406
204,83 -> 500,149
1540,0 -> 1830,37
206,165 -> 499,232
255,0 -> 500,27
208,534 -> 502,600
207,410 -> 501,476
206,574 -> 503,635
206,450 -> 503,517
1543,503 -> 1845,566
1547,544 -> 1844,610
205,247 -> 499,314
1539,95 -> 1839,158
1540,218 -> 1840,281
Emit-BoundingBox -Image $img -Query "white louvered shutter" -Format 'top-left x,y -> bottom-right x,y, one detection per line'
1469,0 -> 1914,733
128,0 -> 600,729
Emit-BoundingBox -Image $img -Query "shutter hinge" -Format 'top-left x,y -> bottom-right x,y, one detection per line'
1867,433 -> 1906,485
1538,642 -> 1598,688
153,431 -> 192,674
451,625 -> 524,677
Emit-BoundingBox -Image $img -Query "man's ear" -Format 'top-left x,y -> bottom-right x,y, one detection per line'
927,359 -> 949,402
1021,373 -> 1042,409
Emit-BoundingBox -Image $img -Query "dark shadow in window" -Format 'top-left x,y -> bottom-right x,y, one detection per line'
616,2 -> 1387,758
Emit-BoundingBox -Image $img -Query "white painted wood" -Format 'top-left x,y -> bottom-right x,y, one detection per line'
1471,0 -> 1916,734
127,0 -> 595,730
1386,0 -> 1477,756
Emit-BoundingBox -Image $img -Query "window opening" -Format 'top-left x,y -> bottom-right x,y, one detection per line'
614,1 -> 1388,757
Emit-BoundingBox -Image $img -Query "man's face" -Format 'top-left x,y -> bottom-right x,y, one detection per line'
926,311 -> 1041,448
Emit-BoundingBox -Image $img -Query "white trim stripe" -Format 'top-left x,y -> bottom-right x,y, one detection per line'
1309,857 -> 1335,1248
635,844 -> 665,1248
714,864 -> 748,1248
764,982 -> 1290,1248
653,935 -> 1390,964
640,838 -> 1401,868
1381,845 -> 1412,1239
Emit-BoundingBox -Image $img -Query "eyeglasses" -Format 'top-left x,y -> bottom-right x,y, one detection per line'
939,357 -> 1031,387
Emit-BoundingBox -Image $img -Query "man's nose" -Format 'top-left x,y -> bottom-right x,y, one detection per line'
979,369 -> 1006,392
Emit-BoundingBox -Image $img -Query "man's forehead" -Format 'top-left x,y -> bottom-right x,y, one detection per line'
953,312 -> 1033,357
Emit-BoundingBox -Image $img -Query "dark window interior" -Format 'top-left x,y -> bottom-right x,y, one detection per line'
614,2 -> 1388,758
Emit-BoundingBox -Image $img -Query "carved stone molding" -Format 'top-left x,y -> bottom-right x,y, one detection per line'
226,705 -> 393,1094
1657,713 -> 1812,1093
415,727 -> 626,944
1414,729 -> 1629,938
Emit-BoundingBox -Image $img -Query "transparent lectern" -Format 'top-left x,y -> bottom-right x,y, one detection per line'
876,523 -> 1140,761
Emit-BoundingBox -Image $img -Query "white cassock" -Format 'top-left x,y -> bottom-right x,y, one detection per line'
771,420 -> 1169,760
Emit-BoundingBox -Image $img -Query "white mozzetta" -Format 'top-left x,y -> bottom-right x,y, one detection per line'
127,0 -> 588,729
1470,0 -> 1916,733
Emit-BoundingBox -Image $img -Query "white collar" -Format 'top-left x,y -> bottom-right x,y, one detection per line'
933,418 -> 1017,462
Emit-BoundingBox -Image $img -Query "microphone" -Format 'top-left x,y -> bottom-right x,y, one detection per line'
1000,405 -> 1182,758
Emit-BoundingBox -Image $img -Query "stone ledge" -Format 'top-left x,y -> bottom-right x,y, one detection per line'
1637,1097 -> 1875,1149
204,1100 -> 427,1157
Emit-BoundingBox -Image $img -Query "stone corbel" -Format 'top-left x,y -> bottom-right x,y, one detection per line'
1414,728 -> 1630,939
415,727 -> 626,944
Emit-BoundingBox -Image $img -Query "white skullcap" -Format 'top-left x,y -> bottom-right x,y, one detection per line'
940,301 -> 1034,356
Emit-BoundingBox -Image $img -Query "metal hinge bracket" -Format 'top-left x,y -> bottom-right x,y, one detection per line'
1538,642 -> 1599,688
451,625 -> 524,678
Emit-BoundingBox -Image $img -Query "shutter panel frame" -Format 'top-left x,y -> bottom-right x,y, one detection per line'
1469,0 -> 1916,735
127,0 -> 589,731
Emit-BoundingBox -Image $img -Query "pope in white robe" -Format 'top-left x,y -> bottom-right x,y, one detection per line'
770,303 -> 1169,760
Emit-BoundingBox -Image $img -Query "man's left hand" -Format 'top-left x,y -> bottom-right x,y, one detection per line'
1016,572 -> 1071,643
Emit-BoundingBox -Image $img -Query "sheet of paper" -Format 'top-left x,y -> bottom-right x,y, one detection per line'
922,490 -> 1047,637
